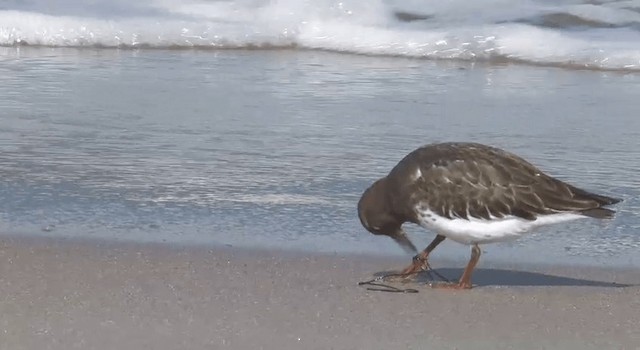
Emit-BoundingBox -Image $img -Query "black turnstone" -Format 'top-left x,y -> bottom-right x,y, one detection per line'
357,142 -> 622,289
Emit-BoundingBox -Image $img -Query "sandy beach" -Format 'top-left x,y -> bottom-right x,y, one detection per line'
1,235 -> 638,350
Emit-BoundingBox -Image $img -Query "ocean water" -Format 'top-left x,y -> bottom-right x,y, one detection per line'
3,0 -> 640,70
1,0 -> 639,267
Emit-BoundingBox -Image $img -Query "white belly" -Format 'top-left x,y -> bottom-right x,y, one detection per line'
416,208 -> 585,245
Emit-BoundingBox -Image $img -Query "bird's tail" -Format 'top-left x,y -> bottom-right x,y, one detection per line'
567,184 -> 622,219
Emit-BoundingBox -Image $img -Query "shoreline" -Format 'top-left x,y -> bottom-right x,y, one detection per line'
1,233 -> 639,349
2,231 -> 638,273
1,45 -> 640,74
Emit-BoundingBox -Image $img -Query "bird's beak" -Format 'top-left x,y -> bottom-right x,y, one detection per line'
391,229 -> 417,254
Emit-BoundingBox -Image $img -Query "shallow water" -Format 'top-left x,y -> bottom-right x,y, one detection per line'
0,46 -> 639,267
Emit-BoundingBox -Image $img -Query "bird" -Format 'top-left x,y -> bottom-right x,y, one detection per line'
357,142 -> 622,289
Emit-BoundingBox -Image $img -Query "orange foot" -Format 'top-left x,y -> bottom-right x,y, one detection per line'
383,256 -> 433,283
399,259 -> 428,275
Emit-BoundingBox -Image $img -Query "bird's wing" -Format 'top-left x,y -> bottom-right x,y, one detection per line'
403,148 -> 612,221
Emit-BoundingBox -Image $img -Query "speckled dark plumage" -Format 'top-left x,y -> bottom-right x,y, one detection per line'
386,142 -> 621,222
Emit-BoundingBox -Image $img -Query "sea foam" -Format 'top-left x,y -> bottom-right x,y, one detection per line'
1,0 -> 640,70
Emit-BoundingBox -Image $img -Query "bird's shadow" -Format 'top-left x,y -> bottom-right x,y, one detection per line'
372,267 -> 635,288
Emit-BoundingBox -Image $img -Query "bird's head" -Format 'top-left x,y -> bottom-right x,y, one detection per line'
357,178 -> 417,254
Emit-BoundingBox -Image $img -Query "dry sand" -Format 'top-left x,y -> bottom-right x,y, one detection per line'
0,235 -> 639,350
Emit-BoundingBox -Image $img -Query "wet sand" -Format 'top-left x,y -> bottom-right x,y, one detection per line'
1,235 -> 639,350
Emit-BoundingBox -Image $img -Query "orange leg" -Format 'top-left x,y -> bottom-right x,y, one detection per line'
398,234 -> 446,276
431,244 -> 481,290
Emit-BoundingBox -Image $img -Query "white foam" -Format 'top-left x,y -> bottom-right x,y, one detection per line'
232,194 -> 332,205
146,192 -> 333,206
1,0 -> 640,70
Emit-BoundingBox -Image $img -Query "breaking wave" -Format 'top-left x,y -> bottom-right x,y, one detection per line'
2,0 -> 640,70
